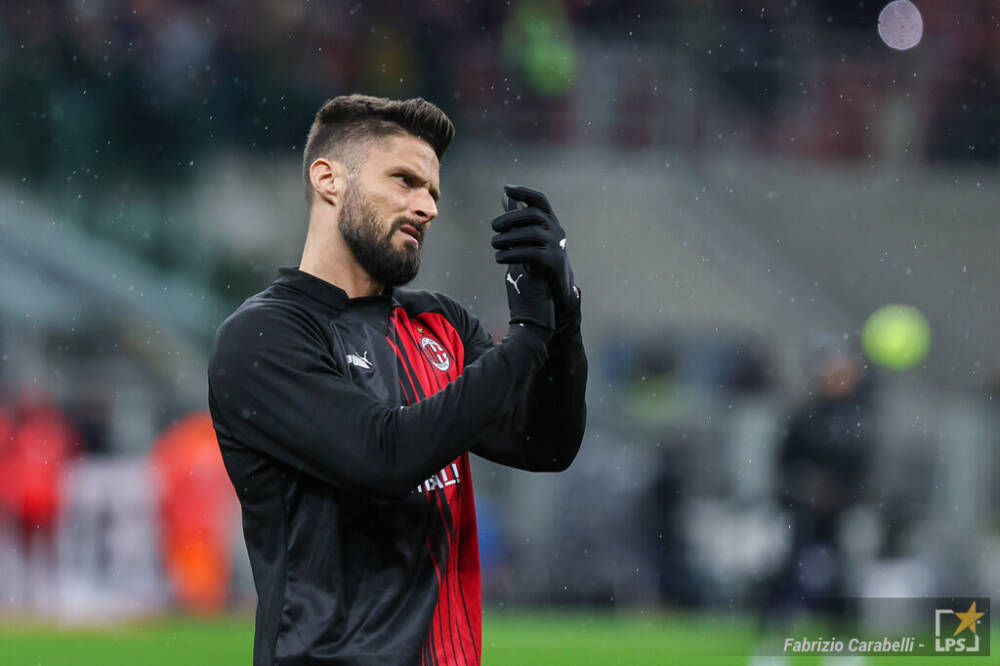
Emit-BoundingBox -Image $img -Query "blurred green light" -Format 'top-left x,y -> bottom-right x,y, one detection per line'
861,304 -> 931,370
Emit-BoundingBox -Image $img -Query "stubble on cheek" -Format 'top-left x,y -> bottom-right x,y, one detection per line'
339,187 -> 423,286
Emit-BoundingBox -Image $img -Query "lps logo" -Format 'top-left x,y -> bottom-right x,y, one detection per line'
935,601 -> 986,653
420,336 -> 451,372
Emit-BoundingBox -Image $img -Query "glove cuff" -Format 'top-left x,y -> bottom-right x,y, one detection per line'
554,285 -> 582,333
506,321 -> 554,346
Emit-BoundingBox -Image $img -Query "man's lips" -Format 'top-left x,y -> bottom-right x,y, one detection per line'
398,224 -> 422,247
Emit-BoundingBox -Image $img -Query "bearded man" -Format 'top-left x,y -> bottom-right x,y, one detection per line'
208,94 -> 587,665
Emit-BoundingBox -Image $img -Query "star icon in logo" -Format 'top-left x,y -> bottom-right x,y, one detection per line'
953,601 -> 985,636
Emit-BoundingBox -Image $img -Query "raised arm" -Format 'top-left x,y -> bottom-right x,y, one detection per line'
464,303 -> 587,471
208,281 -> 553,499
470,184 -> 588,471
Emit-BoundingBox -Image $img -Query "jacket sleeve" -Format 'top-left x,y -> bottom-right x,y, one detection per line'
455,301 -> 588,472
207,301 -> 549,498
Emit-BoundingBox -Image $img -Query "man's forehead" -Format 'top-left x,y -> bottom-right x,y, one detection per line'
367,134 -> 440,175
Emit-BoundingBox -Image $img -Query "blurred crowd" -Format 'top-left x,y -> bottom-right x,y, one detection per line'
3,0 -> 999,300
3,0 -> 999,183
2,0 -> 998,308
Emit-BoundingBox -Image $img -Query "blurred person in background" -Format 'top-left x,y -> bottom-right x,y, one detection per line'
9,385 -> 79,608
768,335 -> 873,618
150,411 -> 240,615
208,94 -> 587,665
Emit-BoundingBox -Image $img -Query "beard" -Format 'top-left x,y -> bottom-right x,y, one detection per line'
338,184 -> 422,288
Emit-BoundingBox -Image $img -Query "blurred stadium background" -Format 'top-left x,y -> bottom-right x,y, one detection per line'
1,0 -> 999,663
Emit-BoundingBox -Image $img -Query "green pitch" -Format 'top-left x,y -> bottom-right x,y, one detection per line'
0,609 -> 994,665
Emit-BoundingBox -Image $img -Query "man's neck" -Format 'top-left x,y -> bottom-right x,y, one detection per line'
299,218 -> 384,299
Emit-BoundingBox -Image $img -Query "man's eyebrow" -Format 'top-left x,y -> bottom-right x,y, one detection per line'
394,165 -> 441,202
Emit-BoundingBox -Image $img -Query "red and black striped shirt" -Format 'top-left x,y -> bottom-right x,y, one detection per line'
208,267 -> 587,665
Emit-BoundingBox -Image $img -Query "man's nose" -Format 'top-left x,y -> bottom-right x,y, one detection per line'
412,189 -> 438,222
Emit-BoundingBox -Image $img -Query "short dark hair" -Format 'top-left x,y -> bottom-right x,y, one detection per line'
302,94 -> 455,205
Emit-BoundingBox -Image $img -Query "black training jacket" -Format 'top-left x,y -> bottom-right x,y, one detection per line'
207,267 -> 587,665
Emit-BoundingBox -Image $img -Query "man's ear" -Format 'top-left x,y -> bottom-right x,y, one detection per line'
308,158 -> 348,208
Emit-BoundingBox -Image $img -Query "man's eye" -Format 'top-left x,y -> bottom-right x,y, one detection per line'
395,174 -> 412,186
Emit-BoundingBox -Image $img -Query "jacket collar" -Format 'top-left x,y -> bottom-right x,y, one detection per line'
273,267 -> 396,309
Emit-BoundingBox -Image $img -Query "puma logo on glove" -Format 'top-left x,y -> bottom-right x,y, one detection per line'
506,271 -> 525,294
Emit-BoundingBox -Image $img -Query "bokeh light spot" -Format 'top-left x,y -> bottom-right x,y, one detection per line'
862,304 -> 931,370
878,0 -> 923,51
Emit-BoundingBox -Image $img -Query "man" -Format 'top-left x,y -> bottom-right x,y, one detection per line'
769,336 -> 872,619
208,94 -> 587,665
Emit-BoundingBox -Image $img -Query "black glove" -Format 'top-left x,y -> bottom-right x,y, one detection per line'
504,262 -> 555,335
491,185 -> 580,322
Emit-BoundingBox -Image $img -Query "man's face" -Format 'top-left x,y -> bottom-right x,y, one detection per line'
338,134 -> 441,287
